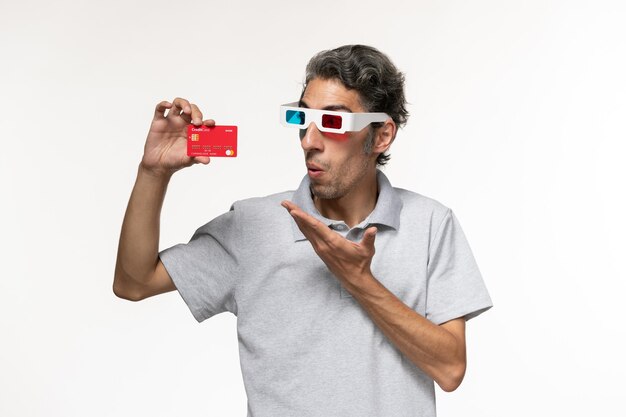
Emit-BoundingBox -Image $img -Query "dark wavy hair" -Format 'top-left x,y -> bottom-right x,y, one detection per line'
301,45 -> 409,166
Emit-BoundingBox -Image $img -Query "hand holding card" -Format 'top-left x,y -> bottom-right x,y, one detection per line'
141,97 -> 215,177
187,125 -> 238,157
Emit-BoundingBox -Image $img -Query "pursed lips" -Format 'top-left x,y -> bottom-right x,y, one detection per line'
306,161 -> 327,178
307,163 -> 323,172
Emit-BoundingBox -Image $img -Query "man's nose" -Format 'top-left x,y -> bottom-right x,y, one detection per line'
300,123 -> 324,152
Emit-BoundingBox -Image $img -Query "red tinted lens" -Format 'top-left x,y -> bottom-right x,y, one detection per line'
322,114 -> 342,130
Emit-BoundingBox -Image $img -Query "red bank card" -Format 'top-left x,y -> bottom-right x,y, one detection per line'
187,125 -> 238,157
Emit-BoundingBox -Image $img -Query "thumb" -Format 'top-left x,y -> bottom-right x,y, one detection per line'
193,156 -> 211,165
361,227 -> 377,251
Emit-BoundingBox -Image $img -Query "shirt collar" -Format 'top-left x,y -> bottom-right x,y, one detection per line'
289,169 -> 402,242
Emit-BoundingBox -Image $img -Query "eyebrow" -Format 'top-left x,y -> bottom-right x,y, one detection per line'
298,99 -> 354,113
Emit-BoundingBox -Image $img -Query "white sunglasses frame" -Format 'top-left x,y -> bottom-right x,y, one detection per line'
279,102 -> 390,134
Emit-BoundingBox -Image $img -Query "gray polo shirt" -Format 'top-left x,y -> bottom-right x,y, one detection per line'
158,170 -> 492,417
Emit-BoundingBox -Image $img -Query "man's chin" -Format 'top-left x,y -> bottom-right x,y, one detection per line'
310,183 -> 342,200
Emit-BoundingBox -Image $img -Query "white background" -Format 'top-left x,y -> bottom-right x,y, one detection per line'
1,0 -> 625,416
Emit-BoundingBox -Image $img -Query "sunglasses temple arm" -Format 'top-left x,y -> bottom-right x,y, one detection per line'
353,113 -> 390,130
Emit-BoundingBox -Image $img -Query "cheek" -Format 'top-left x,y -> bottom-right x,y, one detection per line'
321,132 -> 350,142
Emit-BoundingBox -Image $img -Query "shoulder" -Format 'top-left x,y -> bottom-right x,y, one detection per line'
227,189 -> 295,230
394,187 -> 451,218
223,190 -> 296,248
392,187 -> 453,242
231,190 -> 294,214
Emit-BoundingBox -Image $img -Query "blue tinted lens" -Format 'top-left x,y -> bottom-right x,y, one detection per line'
286,110 -> 305,125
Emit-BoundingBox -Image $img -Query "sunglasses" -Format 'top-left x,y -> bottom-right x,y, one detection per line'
279,102 -> 390,134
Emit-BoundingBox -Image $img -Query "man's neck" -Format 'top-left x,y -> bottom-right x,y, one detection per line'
313,169 -> 379,228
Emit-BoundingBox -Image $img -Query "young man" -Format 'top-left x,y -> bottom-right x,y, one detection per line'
113,45 -> 492,417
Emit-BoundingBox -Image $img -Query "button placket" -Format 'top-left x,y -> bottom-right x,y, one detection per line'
339,227 -> 363,299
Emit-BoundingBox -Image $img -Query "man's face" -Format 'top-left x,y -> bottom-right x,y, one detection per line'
299,78 -> 377,200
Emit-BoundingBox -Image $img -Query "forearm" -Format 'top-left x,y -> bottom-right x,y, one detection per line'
282,202 -> 467,390
346,274 -> 466,391
114,163 -> 172,287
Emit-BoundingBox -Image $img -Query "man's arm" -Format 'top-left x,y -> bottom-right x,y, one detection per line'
282,200 -> 467,392
347,275 -> 466,392
113,97 -> 213,301
113,165 -> 176,301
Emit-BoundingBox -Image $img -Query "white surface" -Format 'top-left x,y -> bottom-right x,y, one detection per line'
1,1 -> 624,416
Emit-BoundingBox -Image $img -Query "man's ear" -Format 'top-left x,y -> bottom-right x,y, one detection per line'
373,119 -> 397,154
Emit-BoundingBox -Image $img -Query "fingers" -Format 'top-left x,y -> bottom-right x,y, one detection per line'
281,200 -> 313,225
170,97 -> 191,118
282,200 -> 311,231
189,103 -> 203,125
282,200 -> 333,245
281,201 -> 312,225
281,200 -> 296,211
361,227 -> 377,251
282,200 -> 375,248
281,200 -> 302,218
154,100 -> 172,120
158,97 -> 212,127
166,97 -> 201,124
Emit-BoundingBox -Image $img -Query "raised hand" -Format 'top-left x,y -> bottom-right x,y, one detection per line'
281,199 -> 378,290
140,97 -> 215,177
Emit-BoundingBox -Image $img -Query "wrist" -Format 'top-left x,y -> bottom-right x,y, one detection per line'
138,162 -> 174,182
342,268 -> 376,293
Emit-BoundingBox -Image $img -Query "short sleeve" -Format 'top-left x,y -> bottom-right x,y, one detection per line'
158,206 -> 241,322
425,209 -> 493,325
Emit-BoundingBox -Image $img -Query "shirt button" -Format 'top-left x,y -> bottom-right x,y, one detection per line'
336,224 -> 348,231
